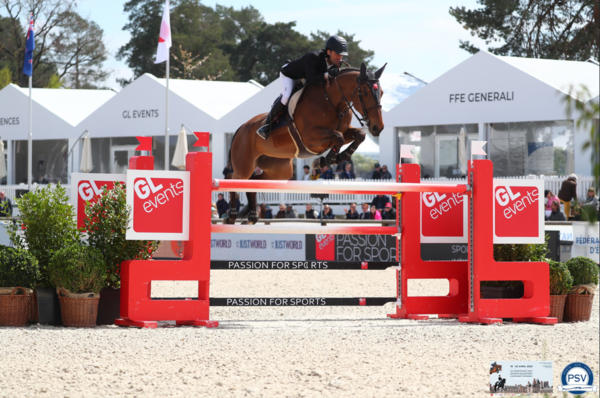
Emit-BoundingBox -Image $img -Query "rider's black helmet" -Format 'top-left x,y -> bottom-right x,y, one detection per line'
325,35 -> 349,56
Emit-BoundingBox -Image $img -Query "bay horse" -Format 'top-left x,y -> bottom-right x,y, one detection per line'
224,62 -> 387,224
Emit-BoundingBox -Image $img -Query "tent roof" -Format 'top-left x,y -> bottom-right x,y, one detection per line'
378,73 -> 425,112
154,76 -> 263,119
498,56 -> 599,100
13,85 -> 116,126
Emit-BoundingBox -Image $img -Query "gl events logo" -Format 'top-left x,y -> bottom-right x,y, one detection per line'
77,180 -> 122,229
494,186 -> 538,237
422,192 -> 464,237
133,177 -> 185,233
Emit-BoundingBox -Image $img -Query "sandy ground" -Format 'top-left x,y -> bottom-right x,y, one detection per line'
1,269 -> 598,398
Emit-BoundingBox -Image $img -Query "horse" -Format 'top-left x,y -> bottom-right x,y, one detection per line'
490,364 -> 502,375
223,62 -> 387,224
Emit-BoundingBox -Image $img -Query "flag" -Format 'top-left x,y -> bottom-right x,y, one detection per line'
400,144 -> 415,159
471,141 -> 487,156
23,14 -> 35,76
154,0 -> 171,64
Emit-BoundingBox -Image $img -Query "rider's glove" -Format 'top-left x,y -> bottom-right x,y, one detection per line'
327,66 -> 340,78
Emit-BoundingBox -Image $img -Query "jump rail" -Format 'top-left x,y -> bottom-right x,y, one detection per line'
211,224 -> 398,235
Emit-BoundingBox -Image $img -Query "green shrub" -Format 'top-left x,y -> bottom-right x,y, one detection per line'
8,184 -> 81,286
47,244 -> 107,294
84,182 -> 158,289
0,247 -> 41,288
548,259 -> 573,295
566,256 -> 599,286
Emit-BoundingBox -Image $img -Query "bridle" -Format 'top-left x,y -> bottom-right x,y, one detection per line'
322,71 -> 382,129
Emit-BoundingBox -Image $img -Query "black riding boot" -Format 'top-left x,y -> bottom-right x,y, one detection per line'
256,95 -> 286,140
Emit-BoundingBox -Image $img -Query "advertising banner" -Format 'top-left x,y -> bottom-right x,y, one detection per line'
71,173 -> 126,230
306,234 -> 397,262
493,179 -> 545,244
126,170 -> 190,240
420,190 -> 468,243
571,222 -> 599,263
488,361 -> 553,395
211,233 -> 306,261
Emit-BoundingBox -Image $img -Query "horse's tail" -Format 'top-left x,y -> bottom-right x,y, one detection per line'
226,125 -> 242,179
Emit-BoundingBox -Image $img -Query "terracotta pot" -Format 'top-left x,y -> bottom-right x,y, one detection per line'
564,294 -> 594,322
548,295 -> 567,323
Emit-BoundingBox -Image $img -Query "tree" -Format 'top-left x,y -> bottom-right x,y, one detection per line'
0,0 -> 76,87
48,11 -> 110,88
309,30 -> 377,71
0,65 -> 12,89
449,0 -> 599,60
44,73 -> 63,88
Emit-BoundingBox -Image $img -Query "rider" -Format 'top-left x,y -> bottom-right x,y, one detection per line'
256,35 -> 349,140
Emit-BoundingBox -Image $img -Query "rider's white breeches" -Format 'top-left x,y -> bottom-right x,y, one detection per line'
280,71 -> 294,106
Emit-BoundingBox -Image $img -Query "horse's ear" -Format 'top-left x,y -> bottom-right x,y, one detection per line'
375,63 -> 387,79
360,62 -> 367,78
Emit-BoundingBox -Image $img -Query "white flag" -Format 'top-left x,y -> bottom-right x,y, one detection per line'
400,144 -> 415,159
471,141 -> 487,156
154,0 -> 171,64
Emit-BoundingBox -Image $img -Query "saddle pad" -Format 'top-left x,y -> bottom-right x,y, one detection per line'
288,85 -> 306,119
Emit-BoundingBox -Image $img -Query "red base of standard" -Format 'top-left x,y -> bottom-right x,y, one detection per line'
176,320 -> 219,328
115,318 -> 158,329
437,314 -> 459,318
458,315 -> 503,324
387,312 -> 429,320
512,317 -> 557,325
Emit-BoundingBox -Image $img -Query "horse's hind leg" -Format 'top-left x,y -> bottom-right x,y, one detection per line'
223,192 -> 239,224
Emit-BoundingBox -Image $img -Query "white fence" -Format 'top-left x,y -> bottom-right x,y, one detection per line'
0,175 -> 595,207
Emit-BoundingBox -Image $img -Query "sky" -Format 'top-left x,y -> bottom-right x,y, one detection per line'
71,0 -> 491,89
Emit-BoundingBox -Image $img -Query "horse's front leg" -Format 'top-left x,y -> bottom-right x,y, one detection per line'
312,128 -> 345,169
335,127 -> 366,164
242,192 -> 258,225
223,191 -> 238,224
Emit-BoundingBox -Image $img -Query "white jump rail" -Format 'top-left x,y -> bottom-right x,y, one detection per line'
211,179 -> 469,235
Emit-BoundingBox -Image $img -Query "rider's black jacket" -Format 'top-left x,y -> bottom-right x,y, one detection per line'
281,50 -> 329,87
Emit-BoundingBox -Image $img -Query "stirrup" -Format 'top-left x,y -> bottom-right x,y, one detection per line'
256,124 -> 270,140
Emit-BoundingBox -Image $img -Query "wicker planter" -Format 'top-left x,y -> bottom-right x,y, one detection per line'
549,295 -> 567,323
0,287 -> 30,327
564,294 -> 595,322
58,289 -> 100,328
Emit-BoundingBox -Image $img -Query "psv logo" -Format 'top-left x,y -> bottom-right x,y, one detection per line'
494,185 -> 539,237
133,177 -> 185,233
421,192 -> 464,237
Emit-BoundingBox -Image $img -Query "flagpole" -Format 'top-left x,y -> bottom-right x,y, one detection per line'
27,74 -> 32,189
165,54 -> 169,170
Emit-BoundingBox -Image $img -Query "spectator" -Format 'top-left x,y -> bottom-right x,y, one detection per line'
371,194 -> 391,212
302,165 -> 310,180
211,206 -> 219,219
320,165 -> 334,180
0,191 -> 12,217
584,187 -> 599,212
548,200 -> 566,221
572,204 -> 589,221
369,204 -> 382,220
558,174 -> 577,218
305,204 -> 318,219
380,165 -> 392,179
359,203 -> 372,219
544,189 -> 559,211
216,194 -> 229,218
381,202 -> 396,220
372,163 -> 382,179
259,204 -> 273,219
340,163 -> 355,179
309,168 -> 320,180
222,162 -> 233,179
275,204 -> 287,219
344,202 -> 359,219
285,204 -> 298,218
320,204 -> 335,219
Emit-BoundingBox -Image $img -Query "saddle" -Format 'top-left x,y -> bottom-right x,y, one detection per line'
271,79 -> 319,159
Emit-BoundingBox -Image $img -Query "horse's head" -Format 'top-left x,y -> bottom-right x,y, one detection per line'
356,62 -> 387,137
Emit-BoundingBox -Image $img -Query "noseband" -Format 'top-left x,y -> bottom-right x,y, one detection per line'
322,73 -> 382,129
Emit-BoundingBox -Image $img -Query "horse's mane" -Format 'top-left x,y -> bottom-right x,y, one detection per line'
339,68 -> 360,75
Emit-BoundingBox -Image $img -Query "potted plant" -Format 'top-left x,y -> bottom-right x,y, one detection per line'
0,247 -> 41,326
47,244 -> 107,328
547,259 -> 573,322
84,183 -> 158,325
564,256 -> 599,322
481,238 -> 550,299
7,184 -> 81,325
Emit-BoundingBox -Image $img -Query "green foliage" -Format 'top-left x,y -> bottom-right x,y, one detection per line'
84,182 -> 158,289
48,244 -> 107,294
45,74 -> 65,89
351,153 -> 379,179
548,259 -> 573,295
117,0 -> 377,85
0,247 -> 41,289
449,0 -> 599,61
566,256 -> 599,286
0,66 -> 12,90
7,184 -> 81,286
